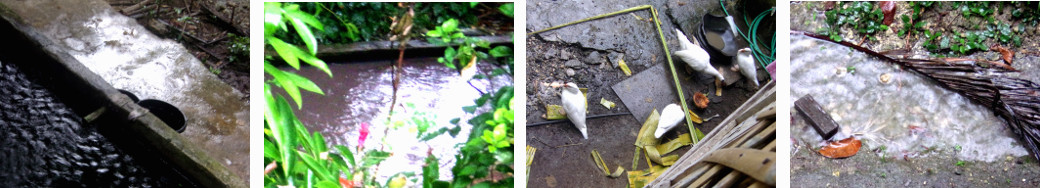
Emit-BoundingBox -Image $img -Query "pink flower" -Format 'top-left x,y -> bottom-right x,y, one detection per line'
358,122 -> 370,149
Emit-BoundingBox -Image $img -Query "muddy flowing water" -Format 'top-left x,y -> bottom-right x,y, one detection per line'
0,62 -> 194,187
790,35 -> 1029,162
282,57 -> 510,180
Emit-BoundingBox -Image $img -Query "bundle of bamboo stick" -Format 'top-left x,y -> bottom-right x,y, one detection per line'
648,81 -> 776,187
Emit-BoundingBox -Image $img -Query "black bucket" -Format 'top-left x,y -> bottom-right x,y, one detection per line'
697,13 -> 745,58
117,89 -> 139,103
138,99 -> 186,133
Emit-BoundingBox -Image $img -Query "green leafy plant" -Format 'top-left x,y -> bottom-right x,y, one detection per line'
898,1 -> 934,38
821,2 -> 889,41
227,33 -> 249,63
419,14 -> 515,188
428,18 -> 491,76
1011,2 -> 1040,26
264,3 -> 393,188
272,2 -> 484,44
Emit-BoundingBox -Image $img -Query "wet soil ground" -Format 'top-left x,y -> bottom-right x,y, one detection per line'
104,0 -> 249,96
525,0 -> 772,186
791,2 -> 1040,187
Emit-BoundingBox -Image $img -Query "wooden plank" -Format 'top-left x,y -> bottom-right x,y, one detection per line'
794,94 -> 840,140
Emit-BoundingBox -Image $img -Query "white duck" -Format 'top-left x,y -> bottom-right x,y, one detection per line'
735,48 -> 759,87
561,82 -> 588,139
674,28 -> 724,82
654,103 -> 686,138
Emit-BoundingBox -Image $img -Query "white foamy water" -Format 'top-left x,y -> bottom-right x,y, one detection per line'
790,35 -> 1028,162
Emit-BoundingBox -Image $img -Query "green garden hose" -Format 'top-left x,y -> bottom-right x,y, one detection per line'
721,0 -> 775,80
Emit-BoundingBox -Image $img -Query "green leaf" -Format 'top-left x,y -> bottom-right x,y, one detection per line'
281,71 -> 324,95
462,105 -> 477,113
499,3 -> 514,18
266,63 -> 304,108
315,181 -> 339,188
329,153 -> 352,178
292,46 -> 332,77
489,46 -> 512,58
263,138 -> 279,159
311,131 -> 328,153
297,150 -> 334,181
263,3 -> 283,37
443,19 -> 459,32
458,165 -> 478,176
423,155 -> 440,188
265,89 -> 296,178
362,151 -> 392,167
267,38 -> 300,69
449,125 -> 462,137
283,8 -> 324,32
289,17 -> 319,55
335,145 -> 355,167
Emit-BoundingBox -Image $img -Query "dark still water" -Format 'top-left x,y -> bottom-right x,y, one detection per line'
0,62 -> 195,187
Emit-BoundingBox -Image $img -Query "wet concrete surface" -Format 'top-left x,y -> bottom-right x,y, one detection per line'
790,33 -> 1040,187
0,62 -> 195,187
526,0 -> 770,186
0,0 -> 249,181
279,58 -> 510,181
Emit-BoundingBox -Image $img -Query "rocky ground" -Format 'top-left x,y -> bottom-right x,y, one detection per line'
525,0 -> 773,187
105,0 -> 249,97
791,1 -> 1040,187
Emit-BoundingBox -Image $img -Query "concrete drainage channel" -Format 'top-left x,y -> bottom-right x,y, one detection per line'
0,12 -> 244,187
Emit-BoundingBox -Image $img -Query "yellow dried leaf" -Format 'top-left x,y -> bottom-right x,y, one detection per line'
580,88 -> 589,110
618,57 -> 632,76
714,79 -> 723,96
686,109 -> 703,124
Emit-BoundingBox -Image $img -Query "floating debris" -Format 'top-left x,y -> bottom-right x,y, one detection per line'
879,73 -> 892,84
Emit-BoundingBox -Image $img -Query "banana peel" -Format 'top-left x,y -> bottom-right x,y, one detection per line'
591,150 -> 625,178
714,79 -> 723,96
627,165 -> 667,188
526,146 -> 536,185
544,88 -> 590,120
543,104 -> 566,120
600,98 -> 617,109
634,109 -> 661,147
